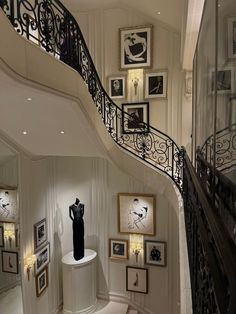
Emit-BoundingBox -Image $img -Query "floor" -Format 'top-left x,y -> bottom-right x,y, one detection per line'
0,285 -> 23,314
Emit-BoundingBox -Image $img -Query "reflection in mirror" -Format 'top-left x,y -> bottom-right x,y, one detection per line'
0,139 -> 23,314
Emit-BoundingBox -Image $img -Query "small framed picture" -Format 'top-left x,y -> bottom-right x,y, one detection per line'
122,102 -> 149,134
0,189 -> 18,223
15,227 -> 20,248
227,17 -> 236,59
34,218 -> 47,250
0,225 -> 4,247
126,266 -> 148,294
209,66 -> 234,94
120,25 -> 153,70
145,71 -> 168,99
35,266 -> 48,297
109,239 -> 128,260
35,242 -> 50,275
145,240 -> 166,267
1,250 -> 19,274
108,75 -> 126,99
118,193 -> 155,235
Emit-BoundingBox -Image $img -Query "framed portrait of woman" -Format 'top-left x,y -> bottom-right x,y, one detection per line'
119,25 -> 153,70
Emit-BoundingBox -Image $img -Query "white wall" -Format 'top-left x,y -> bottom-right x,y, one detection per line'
19,154 -> 180,314
68,4 -> 191,145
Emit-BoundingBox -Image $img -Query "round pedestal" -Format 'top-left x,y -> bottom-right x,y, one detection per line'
62,249 -> 97,314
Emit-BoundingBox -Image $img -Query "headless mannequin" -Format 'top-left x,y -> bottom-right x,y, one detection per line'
69,198 -> 84,261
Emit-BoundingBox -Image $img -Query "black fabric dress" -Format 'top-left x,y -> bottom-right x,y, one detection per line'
73,216 -> 84,260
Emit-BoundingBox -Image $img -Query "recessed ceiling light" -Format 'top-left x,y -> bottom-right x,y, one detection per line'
27,97 -> 32,101
157,11 -> 161,15
22,130 -> 28,135
60,130 -> 65,134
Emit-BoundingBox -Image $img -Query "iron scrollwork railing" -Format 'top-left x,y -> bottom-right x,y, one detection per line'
0,0 -> 183,191
183,148 -> 236,314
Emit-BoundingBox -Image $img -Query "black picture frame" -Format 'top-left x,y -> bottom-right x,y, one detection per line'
109,239 -> 128,260
0,225 -> 4,247
108,75 -> 126,99
1,250 -> 19,274
126,266 -> 148,294
34,218 -> 47,250
122,102 -> 149,134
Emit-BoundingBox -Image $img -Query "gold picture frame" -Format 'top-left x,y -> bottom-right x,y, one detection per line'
109,238 -> 129,260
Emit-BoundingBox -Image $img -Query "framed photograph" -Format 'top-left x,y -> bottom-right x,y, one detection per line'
126,266 -> 148,294
145,240 -> 166,266
15,227 -> 20,248
1,250 -> 19,274
209,66 -> 234,94
145,71 -> 168,99
35,242 -> 50,275
120,25 -> 153,70
0,189 -> 18,223
35,266 -> 48,297
227,17 -> 236,59
0,225 -> 4,247
34,218 -> 47,250
109,239 -> 128,260
122,102 -> 149,134
108,75 -> 126,99
118,193 -> 156,235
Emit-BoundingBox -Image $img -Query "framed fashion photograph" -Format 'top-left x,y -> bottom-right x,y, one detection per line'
145,71 -> 168,99
35,266 -> 48,297
0,189 -> 18,223
0,225 -> 4,247
108,75 -> 126,99
227,17 -> 236,59
15,227 -> 20,248
118,193 -> 156,235
120,25 -> 153,70
35,242 -> 50,275
209,66 -> 234,94
109,239 -> 128,260
126,266 -> 148,294
122,102 -> 149,134
34,218 -> 47,250
1,250 -> 19,274
145,240 -> 166,266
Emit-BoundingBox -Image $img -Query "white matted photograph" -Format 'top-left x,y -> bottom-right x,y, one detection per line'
34,218 -> 47,250
118,193 -> 156,235
108,75 -> 126,99
227,17 -> 236,59
1,250 -> 19,274
109,239 -> 128,260
126,266 -> 148,294
120,25 -> 152,70
122,102 -> 150,134
209,66 -> 234,94
145,71 -> 168,99
0,189 -> 18,223
35,242 -> 50,275
35,266 -> 48,297
145,240 -> 166,266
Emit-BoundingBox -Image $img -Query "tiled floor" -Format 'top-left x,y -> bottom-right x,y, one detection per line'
0,285 -> 23,314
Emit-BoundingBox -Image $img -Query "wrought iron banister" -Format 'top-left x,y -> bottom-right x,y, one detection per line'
182,148 -> 236,314
0,0 -> 183,191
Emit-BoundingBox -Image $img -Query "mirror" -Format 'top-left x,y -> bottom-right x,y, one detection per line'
0,139 -> 23,314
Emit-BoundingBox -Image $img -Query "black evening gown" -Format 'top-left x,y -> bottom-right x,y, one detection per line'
73,218 -> 84,261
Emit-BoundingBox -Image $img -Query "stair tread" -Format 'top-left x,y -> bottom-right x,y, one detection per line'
95,301 -> 128,314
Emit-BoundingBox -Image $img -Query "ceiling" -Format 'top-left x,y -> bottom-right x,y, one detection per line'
62,0 -> 185,32
0,68 -> 106,158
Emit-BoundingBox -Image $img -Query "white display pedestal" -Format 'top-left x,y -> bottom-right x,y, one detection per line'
62,249 -> 97,314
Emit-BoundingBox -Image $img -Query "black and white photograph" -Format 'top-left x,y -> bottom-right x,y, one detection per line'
1,250 -> 19,274
145,71 -> 168,98
34,218 -> 47,250
0,225 -> 4,247
118,193 -> 155,235
35,242 -> 50,275
0,189 -> 18,223
35,266 -> 48,297
122,102 -> 149,134
227,17 -> 236,59
120,25 -> 152,69
109,239 -> 128,260
210,67 -> 234,94
145,240 -> 166,266
126,266 -> 148,294
108,75 -> 126,99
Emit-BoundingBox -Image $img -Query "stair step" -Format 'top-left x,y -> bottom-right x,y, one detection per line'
95,301 -> 128,314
